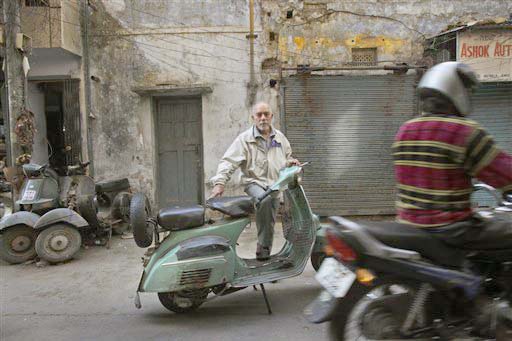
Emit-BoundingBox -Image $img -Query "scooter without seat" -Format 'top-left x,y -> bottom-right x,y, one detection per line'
0,162 -> 132,264
130,164 -> 328,314
33,163 -> 133,263
0,163 -> 60,264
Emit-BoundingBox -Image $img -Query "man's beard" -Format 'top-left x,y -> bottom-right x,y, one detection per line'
257,122 -> 270,131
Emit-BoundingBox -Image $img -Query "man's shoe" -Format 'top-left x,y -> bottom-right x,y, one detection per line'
256,244 -> 271,261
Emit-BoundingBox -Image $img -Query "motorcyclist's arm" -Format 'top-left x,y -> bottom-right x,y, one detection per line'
210,136 -> 247,186
465,126 -> 512,197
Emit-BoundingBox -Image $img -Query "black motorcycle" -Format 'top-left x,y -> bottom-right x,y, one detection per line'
304,186 -> 512,340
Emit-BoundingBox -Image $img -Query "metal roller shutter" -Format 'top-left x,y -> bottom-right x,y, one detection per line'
470,82 -> 512,207
283,74 -> 417,216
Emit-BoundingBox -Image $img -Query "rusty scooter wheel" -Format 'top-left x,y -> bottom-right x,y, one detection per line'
0,224 -> 38,264
35,224 -> 82,264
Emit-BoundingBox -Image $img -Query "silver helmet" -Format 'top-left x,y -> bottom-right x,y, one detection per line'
417,62 -> 479,116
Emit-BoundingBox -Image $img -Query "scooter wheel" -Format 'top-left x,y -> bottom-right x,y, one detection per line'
0,224 -> 37,264
130,193 -> 153,248
158,290 -> 208,313
35,224 -> 82,264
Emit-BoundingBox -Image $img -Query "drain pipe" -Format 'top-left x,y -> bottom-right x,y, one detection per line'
82,0 -> 94,176
247,0 -> 257,106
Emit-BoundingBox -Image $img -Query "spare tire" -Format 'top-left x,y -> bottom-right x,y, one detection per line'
130,192 -> 153,248
95,178 -> 130,193
77,195 -> 101,229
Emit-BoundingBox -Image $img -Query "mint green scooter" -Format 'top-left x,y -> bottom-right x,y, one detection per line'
130,165 -> 328,313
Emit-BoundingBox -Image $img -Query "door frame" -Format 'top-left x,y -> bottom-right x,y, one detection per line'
152,95 -> 204,210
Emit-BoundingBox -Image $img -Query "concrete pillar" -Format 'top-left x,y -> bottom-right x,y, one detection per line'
3,0 -> 26,166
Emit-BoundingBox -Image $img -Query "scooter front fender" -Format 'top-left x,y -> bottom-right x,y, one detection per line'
140,235 -> 236,293
312,220 -> 328,254
33,208 -> 89,230
0,211 -> 40,231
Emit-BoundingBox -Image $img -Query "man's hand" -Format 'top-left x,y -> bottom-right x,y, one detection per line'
209,184 -> 225,199
286,158 -> 301,167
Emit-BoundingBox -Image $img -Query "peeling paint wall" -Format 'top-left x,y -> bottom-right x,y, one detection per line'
88,0 -> 512,204
260,0 -> 512,70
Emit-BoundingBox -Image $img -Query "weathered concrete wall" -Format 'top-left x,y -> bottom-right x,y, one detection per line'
21,0 -> 82,56
88,0 -> 512,204
89,0 -> 268,202
27,48 -> 82,79
260,0 -> 512,69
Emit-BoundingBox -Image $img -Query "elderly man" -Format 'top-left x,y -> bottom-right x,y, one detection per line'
210,102 -> 299,260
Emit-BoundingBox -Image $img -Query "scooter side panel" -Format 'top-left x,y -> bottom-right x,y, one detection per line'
140,217 -> 250,293
33,208 -> 89,229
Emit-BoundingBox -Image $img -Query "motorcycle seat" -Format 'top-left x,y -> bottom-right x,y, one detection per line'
361,221 -> 466,267
206,196 -> 254,218
157,205 -> 205,231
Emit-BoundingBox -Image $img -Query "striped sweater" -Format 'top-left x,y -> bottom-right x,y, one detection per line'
393,114 -> 512,227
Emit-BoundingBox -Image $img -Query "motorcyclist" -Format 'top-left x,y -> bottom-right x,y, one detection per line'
393,62 -> 512,249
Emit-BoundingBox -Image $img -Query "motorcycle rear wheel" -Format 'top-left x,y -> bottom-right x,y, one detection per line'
329,280 -> 423,341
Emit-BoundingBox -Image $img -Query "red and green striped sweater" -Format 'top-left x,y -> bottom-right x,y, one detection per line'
393,114 -> 512,227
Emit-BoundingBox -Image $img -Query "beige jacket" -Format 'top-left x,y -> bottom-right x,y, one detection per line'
211,126 -> 295,188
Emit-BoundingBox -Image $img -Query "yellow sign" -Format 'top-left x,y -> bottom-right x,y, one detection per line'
457,29 -> 512,82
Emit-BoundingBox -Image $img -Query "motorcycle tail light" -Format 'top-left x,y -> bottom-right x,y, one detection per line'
326,230 -> 357,262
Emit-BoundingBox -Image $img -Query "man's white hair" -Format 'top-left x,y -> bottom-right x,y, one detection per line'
251,101 -> 272,115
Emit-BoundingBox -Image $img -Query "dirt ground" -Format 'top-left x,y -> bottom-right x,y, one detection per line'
0,223 -> 328,341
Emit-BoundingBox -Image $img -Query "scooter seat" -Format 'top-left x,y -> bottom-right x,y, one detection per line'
95,178 -> 130,193
206,196 -> 254,217
157,205 -> 205,231
361,221 -> 466,267
22,163 -> 45,177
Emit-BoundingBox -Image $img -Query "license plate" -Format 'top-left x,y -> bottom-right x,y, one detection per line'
22,190 -> 37,201
315,257 -> 356,298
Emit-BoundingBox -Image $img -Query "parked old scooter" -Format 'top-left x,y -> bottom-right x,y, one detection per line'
130,164 -> 328,313
0,162 -> 132,264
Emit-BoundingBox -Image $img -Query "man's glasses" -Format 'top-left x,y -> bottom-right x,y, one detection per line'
255,111 -> 271,117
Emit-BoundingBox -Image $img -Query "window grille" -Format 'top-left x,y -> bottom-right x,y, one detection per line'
351,48 -> 377,66
25,0 -> 49,7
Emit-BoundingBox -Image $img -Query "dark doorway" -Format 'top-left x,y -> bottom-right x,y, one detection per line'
40,80 -> 82,175
156,97 -> 203,208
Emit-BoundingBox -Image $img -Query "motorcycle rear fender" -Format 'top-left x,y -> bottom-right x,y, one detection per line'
0,211 -> 40,231
139,236 -> 236,293
33,208 -> 89,230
